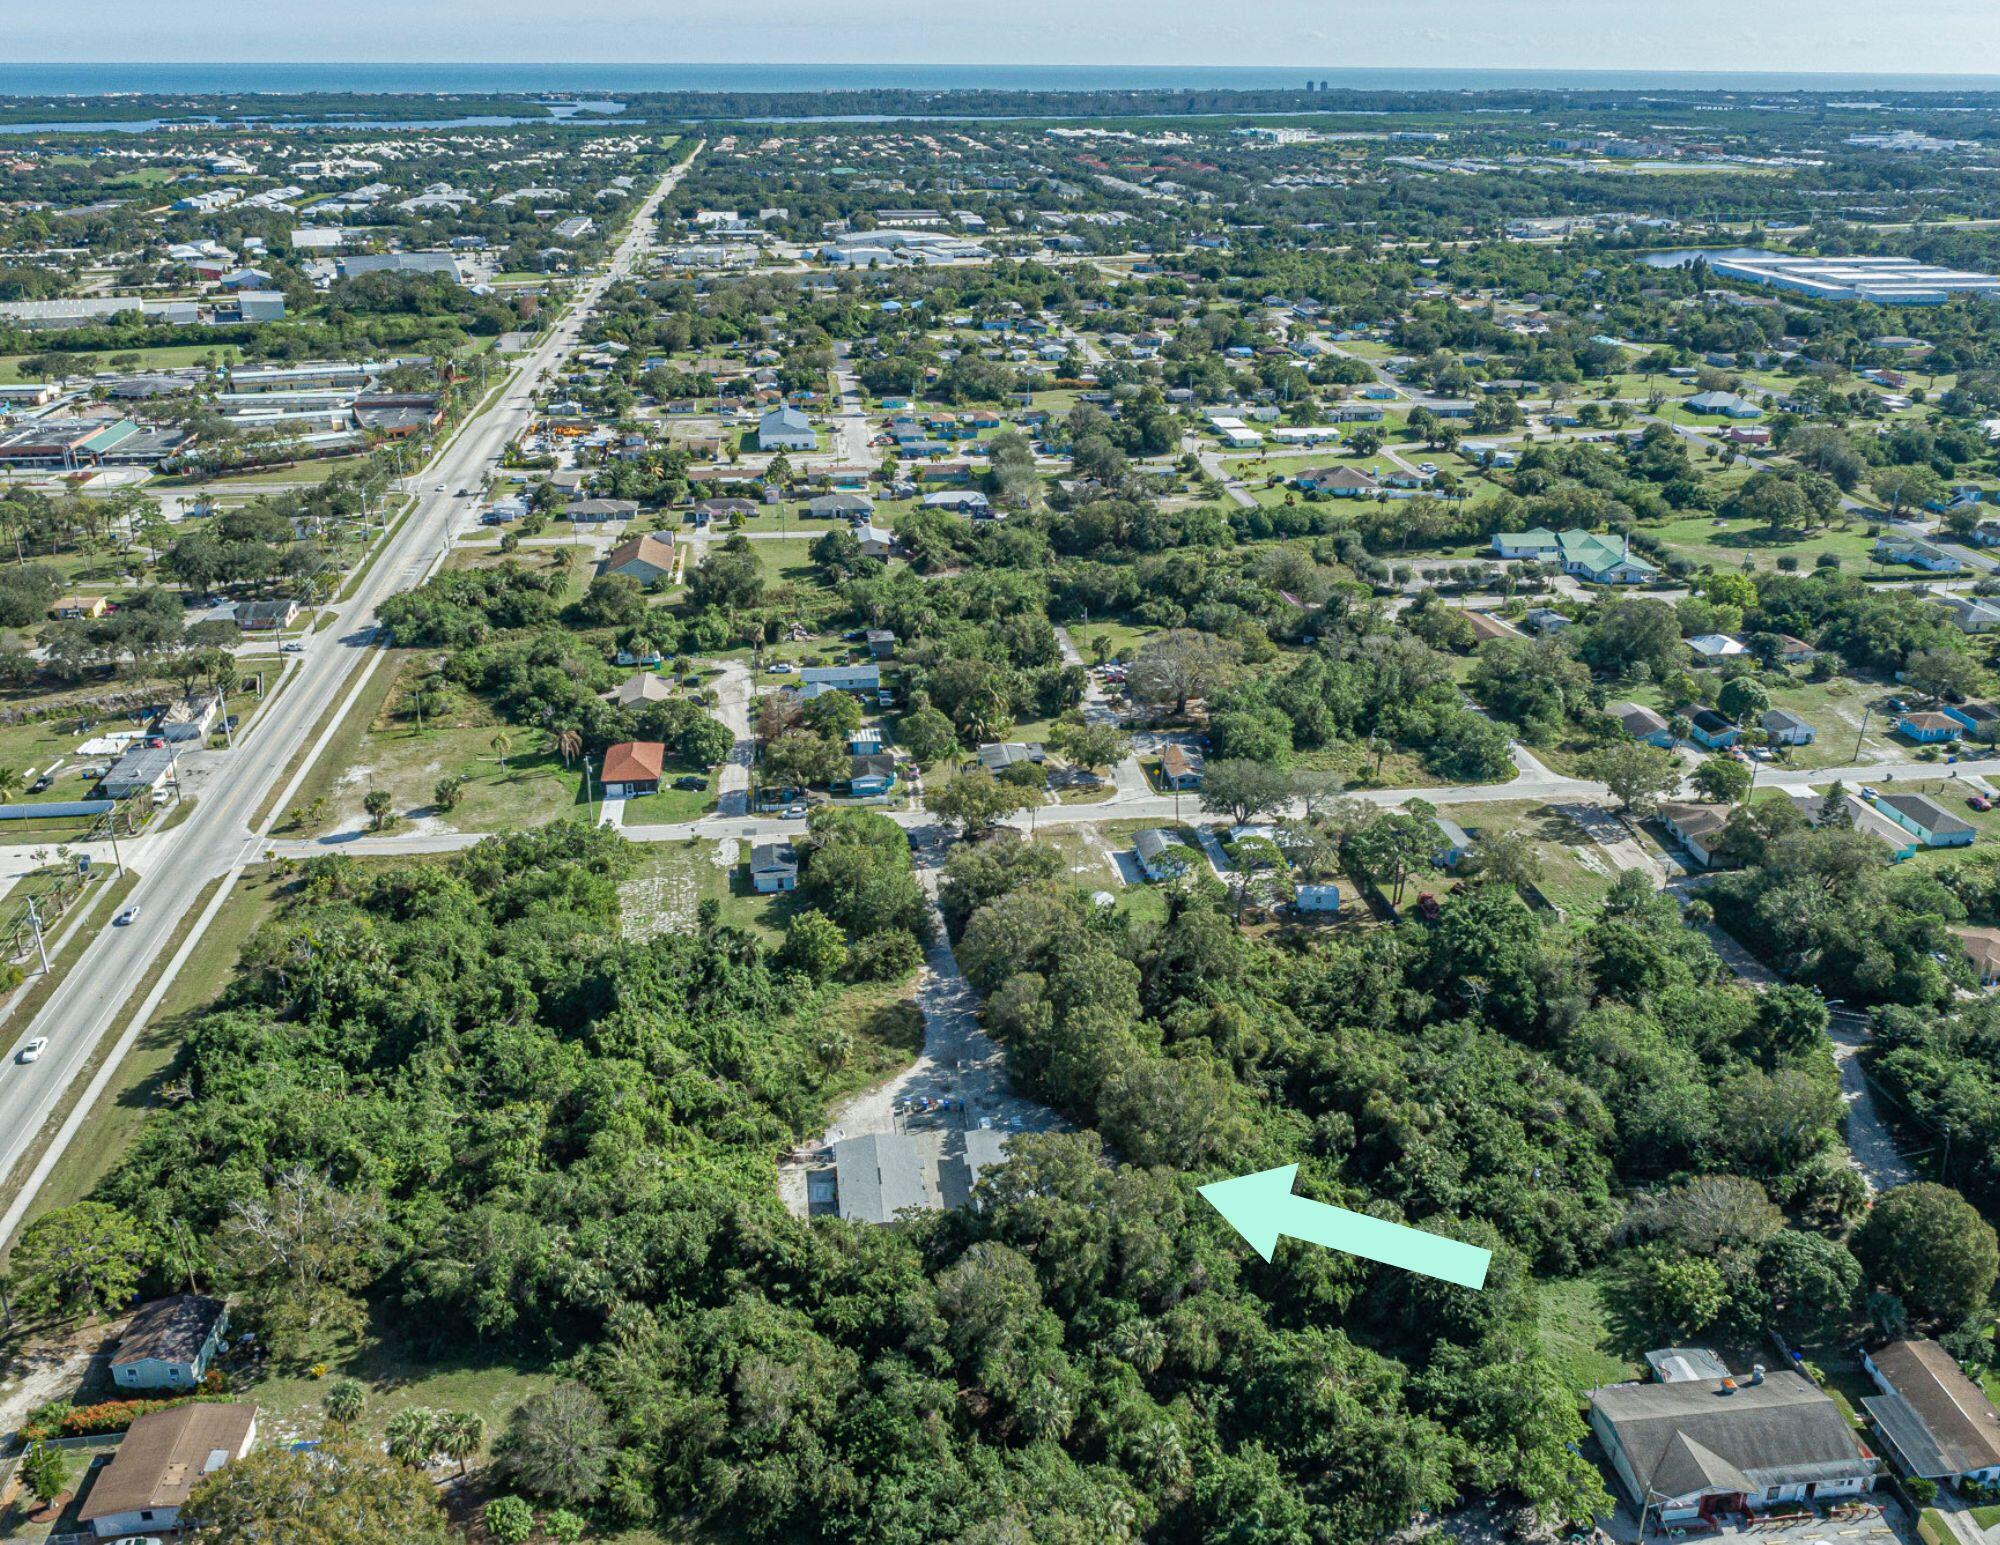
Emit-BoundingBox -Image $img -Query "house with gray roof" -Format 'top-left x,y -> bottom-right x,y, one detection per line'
828,1132 -> 932,1223
758,405 -> 816,451
1862,1338 -> 2000,1488
1589,1369 -> 1878,1524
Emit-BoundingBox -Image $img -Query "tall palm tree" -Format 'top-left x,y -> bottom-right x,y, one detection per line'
435,1410 -> 486,1477
490,731 -> 512,771
549,727 -> 583,767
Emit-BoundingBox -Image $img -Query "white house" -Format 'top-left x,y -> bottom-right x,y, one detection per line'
1861,1339 -> 2000,1490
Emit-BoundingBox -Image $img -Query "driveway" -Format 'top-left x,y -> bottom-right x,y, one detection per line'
711,659 -> 754,818
1828,1015 -> 1918,1193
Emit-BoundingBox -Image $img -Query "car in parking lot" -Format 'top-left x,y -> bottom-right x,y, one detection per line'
17,1037 -> 48,1063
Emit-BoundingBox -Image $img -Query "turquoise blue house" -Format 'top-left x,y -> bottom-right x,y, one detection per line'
1689,709 -> 1741,750
1871,791 -> 1976,848
848,753 -> 898,798
1893,710 -> 1962,744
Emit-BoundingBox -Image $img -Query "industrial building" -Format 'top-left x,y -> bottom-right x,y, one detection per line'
1706,254 -> 2000,306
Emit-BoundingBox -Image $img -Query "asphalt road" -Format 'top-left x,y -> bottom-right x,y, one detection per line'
0,149 -> 700,1243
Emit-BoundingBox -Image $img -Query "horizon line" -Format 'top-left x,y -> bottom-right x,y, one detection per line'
3,61 -> 2000,82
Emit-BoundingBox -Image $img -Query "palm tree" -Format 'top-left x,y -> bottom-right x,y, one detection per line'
490,731 -> 512,771
384,1406 -> 440,1469
0,769 -> 23,805
548,727 -> 583,767
435,1410 -> 486,1477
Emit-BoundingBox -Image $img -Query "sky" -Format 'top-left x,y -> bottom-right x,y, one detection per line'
11,0 -> 2000,78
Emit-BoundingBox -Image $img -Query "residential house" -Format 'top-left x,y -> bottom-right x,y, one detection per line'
1773,634 -> 1818,666
1134,828 -> 1192,882
1952,926 -> 2000,987
1688,709 -> 1742,750
807,492 -> 873,520
827,1132 -> 931,1224
978,742 -> 1044,775
693,497 -> 758,525
1871,791 -> 1976,848
1685,390 -> 1765,419
1464,611 -> 1523,643
1522,607 -> 1573,636
600,532 -> 677,585
1293,883 -> 1343,914
1295,465 -> 1382,497
848,727 -> 884,756
1659,801 -> 1731,868
1688,633 -> 1748,665
758,405 -> 816,451
112,1295 -> 229,1391
799,664 -> 881,695
566,497 -> 639,524
1930,591 -> 2000,634
1786,790 -> 1918,862
849,753 -> 898,798
1894,710 -> 1963,744
49,594 -> 108,620
1876,535 -> 1965,574
1487,527 -> 1658,584
1761,709 -> 1816,747
1615,703 -> 1675,748
750,842 -> 799,894
606,672 -> 673,708
865,629 -> 897,659
854,522 -> 894,559
1587,1370 -> 1877,1523
1861,1339 -> 2000,1489
1433,816 -> 1474,869
1159,743 -> 1205,790
600,740 -> 666,797
80,1401 -> 259,1539
1943,702 -> 2000,740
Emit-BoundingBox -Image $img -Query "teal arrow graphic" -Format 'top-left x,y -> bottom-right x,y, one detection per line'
1199,1165 -> 1490,1289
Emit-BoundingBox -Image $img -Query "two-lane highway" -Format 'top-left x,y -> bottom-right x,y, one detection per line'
0,146 -> 700,1243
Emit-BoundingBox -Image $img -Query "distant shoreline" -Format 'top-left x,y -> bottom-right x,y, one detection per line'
3,62 -> 2000,98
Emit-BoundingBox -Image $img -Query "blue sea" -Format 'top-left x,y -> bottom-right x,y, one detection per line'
2,62 -> 1999,98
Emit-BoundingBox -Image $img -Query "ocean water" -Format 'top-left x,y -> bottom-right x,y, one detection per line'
2,62 -> 1999,98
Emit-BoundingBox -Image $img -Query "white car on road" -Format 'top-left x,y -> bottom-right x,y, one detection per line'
16,1037 -> 48,1063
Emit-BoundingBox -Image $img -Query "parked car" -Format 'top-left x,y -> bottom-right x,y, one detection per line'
29,774 -> 52,793
16,1037 -> 48,1063
672,775 -> 709,792
783,803 -> 807,818
1971,795 -> 1994,812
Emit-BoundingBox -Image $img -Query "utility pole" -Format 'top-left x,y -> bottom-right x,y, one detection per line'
1855,705 -> 1872,762
25,895 -> 49,975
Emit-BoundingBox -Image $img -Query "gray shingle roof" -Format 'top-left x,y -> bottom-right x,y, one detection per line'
1593,1372 -> 1874,1500
830,1132 -> 931,1224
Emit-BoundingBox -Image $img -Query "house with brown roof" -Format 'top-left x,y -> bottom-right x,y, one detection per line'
600,740 -> 666,796
1862,1339 -> 2000,1488
1159,743 -> 1204,790
600,532 -> 677,585
112,1294 -> 229,1391
80,1400 -> 257,1538
1952,926 -> 2000,987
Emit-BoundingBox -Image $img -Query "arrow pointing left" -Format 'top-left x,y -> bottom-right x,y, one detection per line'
1199,1164 -> 1491,1290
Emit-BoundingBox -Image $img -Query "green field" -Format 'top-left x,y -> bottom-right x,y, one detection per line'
1535,1273 -> 1644,1395
0,343 -> 241,383
1647,511 -> 1881,573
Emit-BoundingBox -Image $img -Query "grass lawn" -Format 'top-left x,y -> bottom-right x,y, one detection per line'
1461,802 -> 1623,919
285,652 -> 586,837
227,1327 -> 561,1455
167,455 -> 375,490
1646,511 -> 1880,574
746,537 -> 821,585
0,1438 -> 122,1538
1535,1273 -> 1644,1396
0,343 -> 241,384
1068,620 -> 1154,664
617,775 -> 716,824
